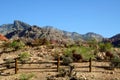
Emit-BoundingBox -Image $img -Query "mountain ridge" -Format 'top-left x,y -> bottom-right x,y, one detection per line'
0,20 -> 105,43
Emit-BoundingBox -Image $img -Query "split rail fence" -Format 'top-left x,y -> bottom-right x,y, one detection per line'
0,56 -> 114,74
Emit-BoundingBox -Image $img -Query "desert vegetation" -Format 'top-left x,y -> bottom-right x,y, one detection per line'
0,38 -> 120,80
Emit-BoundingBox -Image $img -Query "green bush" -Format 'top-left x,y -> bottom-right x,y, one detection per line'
64,46 -> 95,61
110,55 -> 120,68
18,52 -> 31,63
62,56 -> 73,66
10,40 -> 25,51
19,73 -> 34,80
98,42 -> 113,52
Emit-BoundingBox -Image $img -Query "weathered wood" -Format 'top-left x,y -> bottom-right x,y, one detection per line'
15,59 -> 18,74
2,56 -> 119,73
18,61 -> 62,64
89,58 -> 92,72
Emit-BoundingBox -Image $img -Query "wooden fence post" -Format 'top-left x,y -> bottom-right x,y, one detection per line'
57,54 -> 60,72
89,57 -> 92,72
15,58 -> 18,74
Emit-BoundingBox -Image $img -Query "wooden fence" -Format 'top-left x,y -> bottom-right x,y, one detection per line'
0,56 -> 114,75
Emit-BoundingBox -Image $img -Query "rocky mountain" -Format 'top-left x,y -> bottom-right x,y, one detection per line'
109,34 -> 120,47
0,20 -> 31,35
110,34 -> 120,41
0,20 -> 104,43
82,32 -> 103,41
5,25 -> 74,43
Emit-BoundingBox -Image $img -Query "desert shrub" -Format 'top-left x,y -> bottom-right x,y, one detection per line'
39,38 -> 50,45
19,73 -> 34,80
110,55 -> 120,68
55,65 -> 81,80
64,46 -> 95,61
57,68 -> 68,77
57,65 -> 75,77
72,52 -> 83,62
28,38 -> 50,47
105,51 -> 114,60
62,56 -> 73,66
53,53 -> 60,60
87,39 -> 98,49
18,52 -> 31,63
78,46 -> 95,61
10,40 -> 25,51
98,42 -> 113,52
47,64 -> 85,80
1,41 -> 11,52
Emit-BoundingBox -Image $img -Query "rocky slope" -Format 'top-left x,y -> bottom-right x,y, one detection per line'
109,34 -> 120,47
0,20 -> 104,42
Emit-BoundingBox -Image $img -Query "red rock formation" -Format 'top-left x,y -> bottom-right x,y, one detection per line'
0,34 -> 8,41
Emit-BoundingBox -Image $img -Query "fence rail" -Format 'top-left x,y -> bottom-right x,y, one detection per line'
0,57 -> 118,74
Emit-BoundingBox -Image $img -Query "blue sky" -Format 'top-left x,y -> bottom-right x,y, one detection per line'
0,0 -> 120,38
